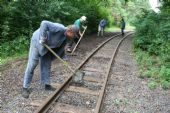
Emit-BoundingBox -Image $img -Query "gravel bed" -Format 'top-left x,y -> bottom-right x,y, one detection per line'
83,71 -> 104,78
57,92 -> 98,108
102,35 -> 170,113
70,81 -> 102,91
1,32 -> 169,113
1,33 -> 110,113
83,57 -> 110,71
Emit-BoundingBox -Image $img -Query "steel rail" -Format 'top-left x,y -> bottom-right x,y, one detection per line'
34,33 -> 122,113
94,33 -> 133,113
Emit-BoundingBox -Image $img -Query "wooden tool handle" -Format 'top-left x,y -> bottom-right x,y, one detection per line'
71,26 -> 87,54
43,44 -> 75,73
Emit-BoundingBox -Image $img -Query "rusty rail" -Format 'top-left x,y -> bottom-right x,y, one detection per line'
94,33 -> 133,113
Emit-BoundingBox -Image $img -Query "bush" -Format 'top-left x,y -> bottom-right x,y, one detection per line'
161,80 -> 170,90
0,35 -> 30,58
133,8 -> 170,89
0,0 -> 112,59
148,81 -> 158,90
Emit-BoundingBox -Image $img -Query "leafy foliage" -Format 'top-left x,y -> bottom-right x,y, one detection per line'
134,1 -> 170,89
0,35 -> 29,58
111,0 -> 150,26
0,0 -> 112,59
148,81 -> 158,90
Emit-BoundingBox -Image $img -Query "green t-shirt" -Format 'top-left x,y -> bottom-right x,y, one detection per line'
74,19 -> 81,29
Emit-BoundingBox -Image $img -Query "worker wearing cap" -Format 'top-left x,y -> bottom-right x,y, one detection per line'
66,16 -> 87,52
22,20 -> 78,98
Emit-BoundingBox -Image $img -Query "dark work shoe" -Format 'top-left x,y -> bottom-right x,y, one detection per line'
45,84 -> 56,91
22,88 -> 29,98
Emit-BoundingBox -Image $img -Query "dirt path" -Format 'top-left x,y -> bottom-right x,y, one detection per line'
1,32 -> 170,113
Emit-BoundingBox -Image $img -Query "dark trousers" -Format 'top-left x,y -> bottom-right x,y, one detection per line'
121,28 -> 125,36
23,40 -> 66,88
67,33 -> 80,48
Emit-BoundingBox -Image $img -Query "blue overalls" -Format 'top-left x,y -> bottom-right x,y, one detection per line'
23,21 -> 66,88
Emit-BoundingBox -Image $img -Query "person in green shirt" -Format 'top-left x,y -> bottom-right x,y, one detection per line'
74,16 -> 87,36
66,16 -> 87,52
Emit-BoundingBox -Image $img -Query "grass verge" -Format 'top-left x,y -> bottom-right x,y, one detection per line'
105,25 -> 135,32
0,52 -> 28,66
134,48 -> 170,90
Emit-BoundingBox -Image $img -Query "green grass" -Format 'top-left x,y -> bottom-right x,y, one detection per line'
134,48 -> 170,90
161,80 -> 170,90
105,26 -> 120,32
113,98 -> 128,106
0,52 -> 28,65
105,25 -> 135,32
148,81 -> 158,90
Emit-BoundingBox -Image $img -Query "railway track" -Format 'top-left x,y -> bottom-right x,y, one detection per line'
34,32 -> 133,113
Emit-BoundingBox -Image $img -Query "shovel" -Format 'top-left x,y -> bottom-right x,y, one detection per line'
43,43 -> 85,84
71,26 -> 87,55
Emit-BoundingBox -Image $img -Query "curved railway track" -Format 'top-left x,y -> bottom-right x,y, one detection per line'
34,32 -> 133,113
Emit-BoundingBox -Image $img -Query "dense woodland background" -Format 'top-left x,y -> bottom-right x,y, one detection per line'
0,0 -> 169,89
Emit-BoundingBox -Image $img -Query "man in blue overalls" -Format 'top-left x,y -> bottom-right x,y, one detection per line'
22,20 -> 78,98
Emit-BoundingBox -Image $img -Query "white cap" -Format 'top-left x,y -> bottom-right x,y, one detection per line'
80,16 -> 87,21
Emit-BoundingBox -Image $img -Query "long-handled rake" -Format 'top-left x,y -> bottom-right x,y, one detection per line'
44,44 -> 85,84
71,26 -> 87,55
